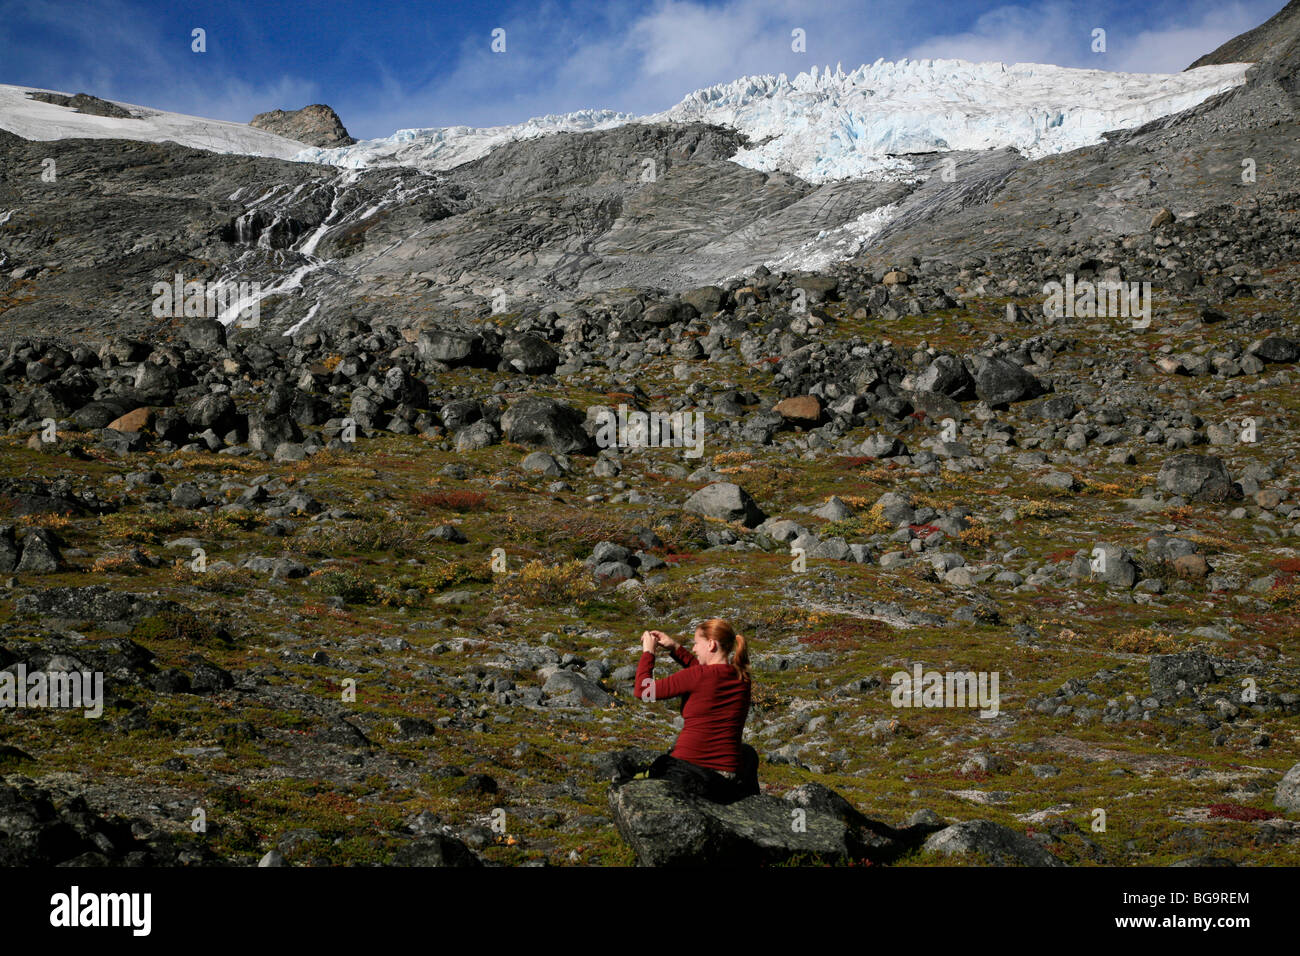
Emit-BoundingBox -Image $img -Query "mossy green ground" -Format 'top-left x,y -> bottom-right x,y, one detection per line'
2,284 -> 1298,865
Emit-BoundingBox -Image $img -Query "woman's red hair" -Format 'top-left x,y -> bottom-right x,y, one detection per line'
698,618 -> 750,683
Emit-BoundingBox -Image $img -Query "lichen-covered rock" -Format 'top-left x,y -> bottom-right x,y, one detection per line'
1150,651 -> 1216,697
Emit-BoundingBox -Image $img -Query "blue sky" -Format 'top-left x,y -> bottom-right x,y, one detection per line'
0,0 -> 1284,139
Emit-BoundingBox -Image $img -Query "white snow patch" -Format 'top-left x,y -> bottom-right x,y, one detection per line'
0,84 -> 306,160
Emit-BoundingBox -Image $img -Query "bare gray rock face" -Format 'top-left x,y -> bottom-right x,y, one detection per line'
250,104 -> 355,148
1187,0 -> 1300,68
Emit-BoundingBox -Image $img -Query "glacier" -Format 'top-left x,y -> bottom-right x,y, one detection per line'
0,59 -> 1252,185
291,58 -> 1252,184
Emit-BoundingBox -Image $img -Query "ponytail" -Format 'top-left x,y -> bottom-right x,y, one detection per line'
731,632 -> 751,684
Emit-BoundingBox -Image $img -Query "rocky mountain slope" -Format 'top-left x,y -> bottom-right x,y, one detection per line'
0,5 -> 1298,867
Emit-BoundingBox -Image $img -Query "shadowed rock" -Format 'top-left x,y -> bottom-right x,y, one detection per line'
500,396 -> 592,454
608,777 -> 937,866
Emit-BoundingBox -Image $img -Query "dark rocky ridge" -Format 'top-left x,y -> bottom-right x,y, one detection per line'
25,91 -> 135,120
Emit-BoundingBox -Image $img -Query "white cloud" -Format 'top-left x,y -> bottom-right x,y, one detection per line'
903,0 -> 1282,73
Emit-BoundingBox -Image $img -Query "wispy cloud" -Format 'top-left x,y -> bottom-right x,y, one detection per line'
0,0 -> 1286,139
903,0 -> 1280,73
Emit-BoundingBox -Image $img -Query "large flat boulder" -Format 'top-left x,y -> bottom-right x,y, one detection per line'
608,778 -> 933,866
1150,650 -> 1216,697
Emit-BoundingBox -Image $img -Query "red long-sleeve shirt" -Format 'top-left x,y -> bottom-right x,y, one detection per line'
635,644 -> 751,773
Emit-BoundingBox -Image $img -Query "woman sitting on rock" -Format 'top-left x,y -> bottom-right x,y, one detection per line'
628,618 -> 759,803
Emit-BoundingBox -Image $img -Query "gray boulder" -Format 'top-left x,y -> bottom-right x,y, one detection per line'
247,411 -> 301,452
1069,542 -> 1140,588
501,334 -> 558,374
1157,454 -> 1239,503
185,393 -> 239,432
966,355 -> 1044,406
684,482 -> 766,527
914,353 -> 976,399
1150,651 -> 1216,697
16,528 -> 62,573
391,833 -> 482,867
455,420 -> 499,451
521,450 -> 562,475
416,330 -> 486,368
923,820 -> 1064,866
542,671 -> 611,707
500,396 -> 592,454
681,285 -> 725,315
1275,763 -> 1300,813
181,319 -> 227,351
1251,336 -> 1300,363
348,387 -> 385,430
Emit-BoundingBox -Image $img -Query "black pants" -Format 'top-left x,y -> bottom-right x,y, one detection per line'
645,745 -> 760,804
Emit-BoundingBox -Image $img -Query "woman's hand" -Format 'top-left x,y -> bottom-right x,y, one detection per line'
651,630 -> 678,651
640,631 -> 658,654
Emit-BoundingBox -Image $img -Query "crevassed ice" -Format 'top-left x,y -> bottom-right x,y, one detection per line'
291,58 -> 1251,183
